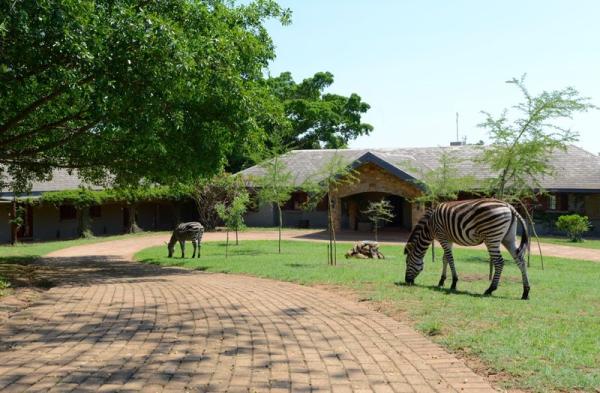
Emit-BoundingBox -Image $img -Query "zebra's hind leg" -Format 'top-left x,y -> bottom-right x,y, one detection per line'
483,244 -> 504,296
191,240 -> 197,258
180,240 -> 185,258
438,253 -> 449,287
502,238 -> 530,300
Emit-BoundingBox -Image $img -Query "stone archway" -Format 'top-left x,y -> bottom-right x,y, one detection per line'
331,162 -> 425,231
341,192 -> 411,231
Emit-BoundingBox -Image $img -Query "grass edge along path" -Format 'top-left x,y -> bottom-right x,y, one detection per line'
136,240 -> 600,393
538,236 -> 600,250
0,232 -> 168,296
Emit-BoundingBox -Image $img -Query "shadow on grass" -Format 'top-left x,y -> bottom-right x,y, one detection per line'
393,281 -> 516,300
284,263 -> 311,268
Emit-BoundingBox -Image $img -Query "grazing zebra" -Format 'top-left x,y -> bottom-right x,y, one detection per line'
167,222 -> 205,258
404,199 -> 531,300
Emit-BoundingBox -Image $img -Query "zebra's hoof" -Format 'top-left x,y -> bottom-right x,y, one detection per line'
437,280 -> 445,288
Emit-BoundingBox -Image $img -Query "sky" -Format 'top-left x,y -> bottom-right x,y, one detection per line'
264,0 -> 600,154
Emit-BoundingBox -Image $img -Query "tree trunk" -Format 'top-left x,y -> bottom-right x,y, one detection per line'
277,204 -> 282,254
225,230 -> 229,258
235,228 -> 239,245
327,193 -> 335,265
10,199 -> 17,245
78,207 -> 93,238
374,222 -> 378,242
126,204 -> 142,234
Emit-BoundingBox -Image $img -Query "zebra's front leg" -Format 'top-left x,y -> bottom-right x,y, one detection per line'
180,240 -> 185,258
440,242 -> 458,291
484,245 -> 504,296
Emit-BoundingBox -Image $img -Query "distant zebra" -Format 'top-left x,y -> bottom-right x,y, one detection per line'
167,222 -> 205,258
404,199 -> 530,299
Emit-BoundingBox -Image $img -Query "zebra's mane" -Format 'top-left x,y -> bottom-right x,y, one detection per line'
405,208 -> 434,254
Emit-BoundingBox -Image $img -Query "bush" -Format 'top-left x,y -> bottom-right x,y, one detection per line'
555,214 -> 591,242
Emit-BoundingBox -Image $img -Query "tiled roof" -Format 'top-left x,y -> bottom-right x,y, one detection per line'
238,145 -> 600,191
0,169 -> 102,198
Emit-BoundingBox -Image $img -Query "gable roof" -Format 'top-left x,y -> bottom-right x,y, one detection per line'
238,144 -> 600,192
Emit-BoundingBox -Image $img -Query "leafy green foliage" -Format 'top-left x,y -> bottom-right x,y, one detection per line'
215,189 -> 250,255
188,173 -> 245,230
478,75 -> 595,201
0,0 -> 290,188
215,192 -> 250,236
268,71 -> 372,149
362,199 -> 394,241
555,214 -> 591,242
302,153 -> 358,265
38,185 -> 188,207
410,150 -> 476,206
254,151 -> 295,253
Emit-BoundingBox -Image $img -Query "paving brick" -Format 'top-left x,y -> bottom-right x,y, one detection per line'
0,235 -> 497,393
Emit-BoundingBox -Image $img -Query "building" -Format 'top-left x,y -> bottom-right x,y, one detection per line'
0,170 -> 197,243
2,144 -> 599,243
239,145 -> 600,235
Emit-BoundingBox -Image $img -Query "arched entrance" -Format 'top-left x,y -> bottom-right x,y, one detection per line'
341,192 -> 412,231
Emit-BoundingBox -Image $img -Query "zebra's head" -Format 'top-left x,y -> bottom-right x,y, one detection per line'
404,208 -> 434,284
167,238 -> 176,258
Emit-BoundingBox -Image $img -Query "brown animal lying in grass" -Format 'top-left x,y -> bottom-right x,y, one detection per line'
345,241 -> 385,259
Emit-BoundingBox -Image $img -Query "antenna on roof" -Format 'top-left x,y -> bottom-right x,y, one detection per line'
456,112 -> 459,141
450,112 -> 466,146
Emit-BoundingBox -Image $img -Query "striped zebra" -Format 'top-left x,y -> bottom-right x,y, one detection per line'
167,222 -> 205,258
404,199 -> 531,300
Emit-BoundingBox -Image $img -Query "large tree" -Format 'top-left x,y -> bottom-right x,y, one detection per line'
270,71 -> 373,149
0,0 -> 290,190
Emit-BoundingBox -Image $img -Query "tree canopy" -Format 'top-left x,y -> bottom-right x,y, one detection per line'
478,75 -> 595,201
269,71 -> 373,149
0,0 -> 290,190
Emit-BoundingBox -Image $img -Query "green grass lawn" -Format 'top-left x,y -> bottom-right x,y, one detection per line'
136,240 -> 600,393
539,236 -> 600,250
0,232 -> 167,295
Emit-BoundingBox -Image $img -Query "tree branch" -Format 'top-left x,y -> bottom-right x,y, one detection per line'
3,122 -> 97,159
0,111 -> 86,148
0,75 -> 93,135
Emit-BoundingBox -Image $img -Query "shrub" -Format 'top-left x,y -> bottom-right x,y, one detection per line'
555,214 -> 591,242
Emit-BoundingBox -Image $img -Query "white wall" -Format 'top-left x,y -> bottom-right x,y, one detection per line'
245,203 -> 275,227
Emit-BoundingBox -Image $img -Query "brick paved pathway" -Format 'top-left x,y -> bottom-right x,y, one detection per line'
0,237 -> 500,392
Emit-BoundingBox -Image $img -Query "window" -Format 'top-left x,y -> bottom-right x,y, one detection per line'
59,205 -> 77,220
547,195 -> 557,210
283,192 -> 308,211
90,205 -> 102,218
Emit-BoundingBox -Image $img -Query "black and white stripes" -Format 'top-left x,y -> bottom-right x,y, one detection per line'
168,222 -> 205,258
404,199 -> 531,299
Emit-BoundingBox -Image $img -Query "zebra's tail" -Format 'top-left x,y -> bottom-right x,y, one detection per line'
514,208 -> 529,261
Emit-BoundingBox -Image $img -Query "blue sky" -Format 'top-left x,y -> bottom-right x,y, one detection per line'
264,1 -> 600,154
